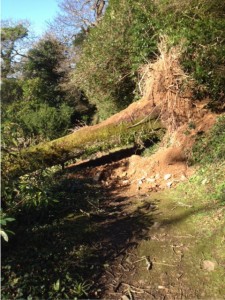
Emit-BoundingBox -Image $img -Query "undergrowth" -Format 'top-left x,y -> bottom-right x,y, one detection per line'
172,115 -> 225,227
168,115 -> 225,278
1,169 -> 101,299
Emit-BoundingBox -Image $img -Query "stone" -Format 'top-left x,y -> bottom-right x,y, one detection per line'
158,285 -> 166,289
155,173 -> 160,179
180,174 -> 187,181
166,181 -> 173,188
121,296 -> 130,300
146,178 -> 156,183
201,178 -> 208,185
122,180 -> 130,186
93,171 -> 102,182
164,174 -> 172,180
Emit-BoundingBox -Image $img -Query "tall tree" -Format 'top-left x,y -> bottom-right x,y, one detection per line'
1,21 -> 29,78
23,35 -> 67,105
48,0 -> 107,43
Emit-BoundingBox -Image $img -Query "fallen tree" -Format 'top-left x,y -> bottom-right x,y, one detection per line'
4,45 -> 208,179
3,99 -> 163,179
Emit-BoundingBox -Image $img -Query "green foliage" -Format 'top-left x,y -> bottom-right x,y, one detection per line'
175,116 -> 225,206
18,102 -> 74,139
2,100 -> 74,140
1,78 -> 23,105
23,37 -> 66,105
24,37 -> 65,81
14,169 -> 59,209
2,166 -> 57,219
1,170 -> 100,299
1,22 -> 28,77
192,115 -> 225,164
73,0 -> 158,120
73,280 -> 91,297
154,0 -> 225,104
0,212 -> 15,242
72,0 -> 225,120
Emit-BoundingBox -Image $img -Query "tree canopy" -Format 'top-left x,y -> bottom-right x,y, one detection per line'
1,22 -> 29,78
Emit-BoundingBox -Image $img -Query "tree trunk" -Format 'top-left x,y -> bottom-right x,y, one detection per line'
3,99 -> 163,178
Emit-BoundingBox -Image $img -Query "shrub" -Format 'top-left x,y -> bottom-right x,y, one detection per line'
192,115 -> 225,164
1,78 -> 23,105
17,102 -> 74,139
158,0 -> 225,105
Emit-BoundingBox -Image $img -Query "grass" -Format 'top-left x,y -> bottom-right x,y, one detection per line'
134,115 -> 225,297
134,188 -> 225,298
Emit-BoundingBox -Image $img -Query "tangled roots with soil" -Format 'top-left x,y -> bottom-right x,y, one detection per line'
139,38 -> 209,132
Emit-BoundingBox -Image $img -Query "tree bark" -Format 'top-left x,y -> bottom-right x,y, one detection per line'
3,99 -> 163,178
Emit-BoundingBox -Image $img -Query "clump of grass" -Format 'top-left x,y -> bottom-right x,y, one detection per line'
192,115 -> 225,164
174,116 -> 225,206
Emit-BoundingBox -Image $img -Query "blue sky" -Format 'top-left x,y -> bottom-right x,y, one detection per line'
1,0 -> 59,35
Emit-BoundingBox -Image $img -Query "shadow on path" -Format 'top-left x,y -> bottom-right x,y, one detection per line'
2,166 -> 219,299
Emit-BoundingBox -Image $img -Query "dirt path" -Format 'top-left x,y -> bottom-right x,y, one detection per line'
65,156 -> 225,299
2,152 -> 224,299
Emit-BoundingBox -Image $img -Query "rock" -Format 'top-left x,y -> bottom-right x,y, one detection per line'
93,171 -> 103,182
152,221 -> 161,229
180,174 -> 187,181
155,173 -> 160,179
146,178 -> 156,183
122,180 -> 130,186
166,181 -> 173,188
158,285 -> 166,289
164,174 -> 172,180
138,177 -> 145,185
201,178 -> 207,185
202,260 -> 216,271
121,296 -> 130,300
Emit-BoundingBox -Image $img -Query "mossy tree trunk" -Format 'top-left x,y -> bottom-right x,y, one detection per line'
3,100 -> 163,178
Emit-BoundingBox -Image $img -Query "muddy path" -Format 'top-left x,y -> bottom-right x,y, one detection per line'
2,155 -> 225,299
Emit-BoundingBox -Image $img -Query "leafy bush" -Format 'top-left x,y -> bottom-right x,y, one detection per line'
157,0 -> 225,104
0,212 -> 15,242
179,115 -> 225,205
3,100 -> 74,140
22,77 -> 63,105
1,166 -> 60,228
18,102 -> 74,139
1,78 -> 23,105
192,115 -> 225,164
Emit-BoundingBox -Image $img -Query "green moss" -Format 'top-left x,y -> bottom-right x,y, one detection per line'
135,191 -> 225,298
5,118 -> 163,178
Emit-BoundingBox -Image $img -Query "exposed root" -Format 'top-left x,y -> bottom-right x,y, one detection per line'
138,36 -> 211,132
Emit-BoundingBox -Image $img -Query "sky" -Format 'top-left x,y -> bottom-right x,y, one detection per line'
1,0 -> 60,35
